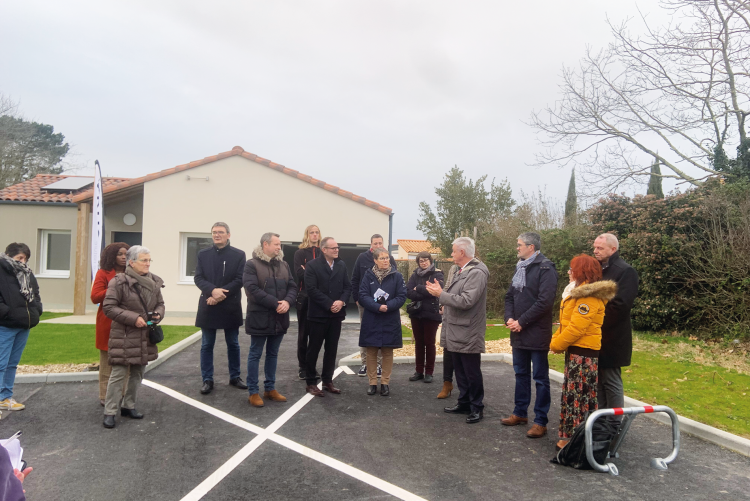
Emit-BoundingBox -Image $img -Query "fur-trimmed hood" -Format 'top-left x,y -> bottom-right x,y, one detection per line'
569,280 -> 617,301
252,246 -> 284,263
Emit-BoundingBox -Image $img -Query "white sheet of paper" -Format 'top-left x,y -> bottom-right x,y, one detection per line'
0,437 -> 22,470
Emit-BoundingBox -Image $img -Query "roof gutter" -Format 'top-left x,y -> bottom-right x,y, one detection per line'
0,200 -> 78,207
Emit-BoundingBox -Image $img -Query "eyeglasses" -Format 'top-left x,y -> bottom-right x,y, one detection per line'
325,247 -> 340,251
211,231 -> 227,236
137,259 -> 153,263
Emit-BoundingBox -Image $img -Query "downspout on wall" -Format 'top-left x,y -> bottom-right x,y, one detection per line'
388,213 -> 393,251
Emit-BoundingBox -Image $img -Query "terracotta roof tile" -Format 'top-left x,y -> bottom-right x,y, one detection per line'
398,239 -> 441,254
0,174 -> 131,204
72,147 -> 392,215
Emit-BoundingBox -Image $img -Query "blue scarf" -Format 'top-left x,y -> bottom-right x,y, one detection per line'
512,251 -> 539,291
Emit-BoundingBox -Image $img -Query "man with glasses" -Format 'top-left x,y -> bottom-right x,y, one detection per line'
502,232 -> 557,438
194,222 -> 247,394
303,237 -> 352,397
350,234 -> 397,377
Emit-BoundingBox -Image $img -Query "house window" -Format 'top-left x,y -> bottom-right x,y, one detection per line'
180,233 -> 213,283
39,230 -> 72,278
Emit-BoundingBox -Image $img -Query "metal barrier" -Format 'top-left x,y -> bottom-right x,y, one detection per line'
585,405 -> 680,476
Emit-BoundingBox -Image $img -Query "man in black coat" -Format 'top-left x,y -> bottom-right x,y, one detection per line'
304,237 -> 352,397
194,222 -> 247,394
350,234 -> 396,376
243,232 -> 297,407
593,233 -> 639,412
503,232 -> 558,438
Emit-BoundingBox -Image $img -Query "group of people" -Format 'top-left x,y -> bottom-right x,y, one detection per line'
502,232 -> 638,450
0,222 -> 638,452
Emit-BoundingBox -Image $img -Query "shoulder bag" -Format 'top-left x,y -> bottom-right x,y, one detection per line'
135,285 -> 164,345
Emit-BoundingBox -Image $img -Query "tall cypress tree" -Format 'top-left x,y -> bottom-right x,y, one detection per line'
647,159 -> 664,199
564,168 -> 577,226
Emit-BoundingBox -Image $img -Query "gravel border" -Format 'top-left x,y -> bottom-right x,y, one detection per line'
15,330 -> 203,384
339,350 -> 750,457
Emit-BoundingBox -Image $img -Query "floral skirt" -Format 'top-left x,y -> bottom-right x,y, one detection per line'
559,353 -> 598,439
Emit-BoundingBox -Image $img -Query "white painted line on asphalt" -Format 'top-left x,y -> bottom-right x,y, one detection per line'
141,379 -> 264,434
340,365 -> 355,375
269,433 -> 428,501
144,368 -> 427,501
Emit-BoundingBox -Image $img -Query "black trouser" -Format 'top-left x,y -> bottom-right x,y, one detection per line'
453,352 -> 484,412
296,302 -> 310,369
443,348 -> 455,382
305,318 -> 342,385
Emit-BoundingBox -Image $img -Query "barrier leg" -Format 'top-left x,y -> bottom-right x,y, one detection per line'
609,414 -> 636,459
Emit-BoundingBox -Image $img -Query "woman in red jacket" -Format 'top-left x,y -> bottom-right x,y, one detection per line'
91,243 -> 129,406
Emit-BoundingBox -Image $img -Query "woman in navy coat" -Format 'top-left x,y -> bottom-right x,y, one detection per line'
358,247 -> 407,396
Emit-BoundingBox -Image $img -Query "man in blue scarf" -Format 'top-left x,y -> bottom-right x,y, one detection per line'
502,232 -> 557,438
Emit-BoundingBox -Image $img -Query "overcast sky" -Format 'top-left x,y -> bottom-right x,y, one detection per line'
0,1 -> 671,240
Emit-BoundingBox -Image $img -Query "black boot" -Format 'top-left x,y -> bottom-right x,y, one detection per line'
409,372 -> 424,381
200,380 -> 214,394
444,403 -> 471,414
103,415 -> 116,429
380,384 -> 390,396
229,377 -> 248,390
367,385 -> 378,395
121,408 -> 144,419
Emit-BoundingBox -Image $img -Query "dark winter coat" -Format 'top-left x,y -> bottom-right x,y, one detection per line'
440,259 -> 490,354
504,253 -> 558,351
103,272 -> 164,366
350,249 -> 396,303
358,267 -> 407,348
0,259 -> 43,330
405,266 -> 444,323
194,243 -> 246,329
304,255 -> 352,321
599,251 -> 639,368
293,246 -> 320,308
243,247 -> 297,336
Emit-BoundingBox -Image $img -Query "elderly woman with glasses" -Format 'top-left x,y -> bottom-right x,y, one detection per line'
102,245 -> 165,429
358,247 -> 407,396
0,242 -> 43,412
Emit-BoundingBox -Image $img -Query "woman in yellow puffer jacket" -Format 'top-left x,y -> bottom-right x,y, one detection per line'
551,254 -> 617,450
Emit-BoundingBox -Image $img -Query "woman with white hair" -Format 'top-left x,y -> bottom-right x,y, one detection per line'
102,245 -> 165,429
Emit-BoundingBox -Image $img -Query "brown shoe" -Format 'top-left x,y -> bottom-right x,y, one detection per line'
248,393 -> 264,407
500,414 -> 528,426
306,385 -> 324,397
263,390 -> 287,402
527,424 -> 547,438
322,382 -> 341,394
436,381 -> 453,399
556,439 -> 569,451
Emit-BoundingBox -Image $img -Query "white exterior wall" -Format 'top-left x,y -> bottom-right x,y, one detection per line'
141,155 -> 390,314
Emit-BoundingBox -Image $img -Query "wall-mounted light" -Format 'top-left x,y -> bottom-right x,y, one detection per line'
186,175 -> 209,181
123,213 -> 137,226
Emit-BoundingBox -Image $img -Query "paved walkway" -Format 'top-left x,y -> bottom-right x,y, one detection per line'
4,323 -> 750,500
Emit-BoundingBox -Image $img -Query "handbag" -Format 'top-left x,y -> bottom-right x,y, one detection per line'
134,285 -> 164,345
406,300 -> 422,315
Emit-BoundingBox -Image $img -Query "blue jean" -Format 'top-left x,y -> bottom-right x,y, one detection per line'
0,326 -> 31,401
200,328 -> 241,382
247,334 -> 284,395
512,347 -> 551,426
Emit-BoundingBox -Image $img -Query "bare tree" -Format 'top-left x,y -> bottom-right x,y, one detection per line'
529,0 -> 749,196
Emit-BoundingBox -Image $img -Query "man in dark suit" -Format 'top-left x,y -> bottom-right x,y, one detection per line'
194,222 -> 247,394
593,233 -> 639,413
304,237 -> 352,397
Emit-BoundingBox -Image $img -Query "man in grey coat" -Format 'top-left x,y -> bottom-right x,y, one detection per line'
426,237 -> 489,424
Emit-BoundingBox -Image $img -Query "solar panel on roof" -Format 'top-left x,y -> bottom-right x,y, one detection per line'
41,177 -> 94,192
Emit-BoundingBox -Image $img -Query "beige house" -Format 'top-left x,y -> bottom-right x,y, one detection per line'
0,174 -> 129,311
396,239 -> 441,261
1,146 -> 393,315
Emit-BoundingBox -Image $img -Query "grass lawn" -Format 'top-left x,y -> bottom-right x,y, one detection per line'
39,312 -> 74,321
20,324 -> 200,365
546,333 -> 750,439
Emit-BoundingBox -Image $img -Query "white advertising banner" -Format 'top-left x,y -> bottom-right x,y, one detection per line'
91,160 -> 104,280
